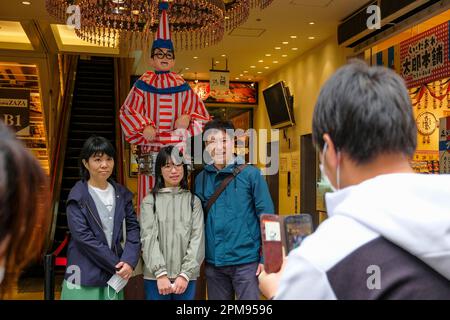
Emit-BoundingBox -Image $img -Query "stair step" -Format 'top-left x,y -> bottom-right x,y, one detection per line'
72,114 -> 114,122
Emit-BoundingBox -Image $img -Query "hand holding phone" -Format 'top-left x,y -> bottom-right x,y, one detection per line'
260,214 -> 283,274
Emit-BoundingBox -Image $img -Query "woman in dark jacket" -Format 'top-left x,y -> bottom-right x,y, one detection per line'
61,136 -> 140,300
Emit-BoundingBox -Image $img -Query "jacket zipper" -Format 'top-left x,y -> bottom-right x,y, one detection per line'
85,201 -> 103,229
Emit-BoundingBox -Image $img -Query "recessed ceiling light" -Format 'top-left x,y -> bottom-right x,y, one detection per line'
235,77 -> 240,80
240,74 -> 244,77
250,66 -> 256,68
282,41 -> 289,45
181,74 -> 184,76
282,54 -> 288,57
257,72 -> 262,74
215,61 -> 220,64
258,60 -> 264,63
221,54 -> 226,57
273,61 -> 279,64
265,54 -> 271,57
131,9 -> 140,15
22,1 -> 31,4
193,56 -> 198,59
290,35 -> 297,39
309,22 -> 315,25
308,36 -> 315,40
225,16 -> 230,20
243,71 -> 249,73
274,47 -> 281,50
264,66 -> 270,69
185,67 -> 190,70
292,48 -> 298,51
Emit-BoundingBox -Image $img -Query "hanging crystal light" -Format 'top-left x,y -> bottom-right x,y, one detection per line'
45,0 -> 275,51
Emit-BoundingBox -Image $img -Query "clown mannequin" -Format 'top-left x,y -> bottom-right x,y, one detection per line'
120,0 -> 210,212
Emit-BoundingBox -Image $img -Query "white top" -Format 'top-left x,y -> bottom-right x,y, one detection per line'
89,182 -> 114,212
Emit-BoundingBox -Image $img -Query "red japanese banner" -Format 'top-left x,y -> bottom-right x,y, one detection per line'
400,21 -> 450,88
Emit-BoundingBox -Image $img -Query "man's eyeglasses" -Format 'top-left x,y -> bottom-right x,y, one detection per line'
152,50 -> 175,60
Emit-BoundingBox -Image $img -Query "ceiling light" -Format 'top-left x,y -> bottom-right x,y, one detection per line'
292,48 -> 298,51
185,67 -> 190,70
258,60 -> 264,63
290,35 -> 297,39
22,1 -> 31,4
235,77 -> 240,80
282,54 -> 288,57
243,71 -> 249,73
240,74 -> 244,76
309,22 -> 315,25
265,54 -> 271,57
221,54 -> 226,57
273,61 -> 278,64
257,71 -> 262,74
215,61 -> 220,64
308,36 -> 315,40
264,66 -> 270,69
282,41 -> 289,45
274,47 -> 281,50
193,56 -> 198,59
131,9 -> 140,15
250,66 -> 256,68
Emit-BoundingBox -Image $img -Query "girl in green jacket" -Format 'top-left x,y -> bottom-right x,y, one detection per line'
140,145 -> 204,300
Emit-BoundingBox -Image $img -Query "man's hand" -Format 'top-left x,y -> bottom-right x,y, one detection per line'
143,125 -> 156,140
175,114 -> 191,129
157,276 -> 173,295
115,262 -> 133,280
256,263 -> 264,276
172,276 -> 188,295
258,248 -> 287,299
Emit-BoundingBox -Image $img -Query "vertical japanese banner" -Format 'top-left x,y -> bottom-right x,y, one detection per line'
0,88 -> 30,136
440,116 -> 450,174
400,21 -> 450,88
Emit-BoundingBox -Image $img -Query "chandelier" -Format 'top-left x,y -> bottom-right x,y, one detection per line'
45,0 -> 275,51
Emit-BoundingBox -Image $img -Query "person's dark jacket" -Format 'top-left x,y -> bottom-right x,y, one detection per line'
64,180 -> 141,287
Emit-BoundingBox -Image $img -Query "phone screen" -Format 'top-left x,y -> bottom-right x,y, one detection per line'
284,214 -> 313,253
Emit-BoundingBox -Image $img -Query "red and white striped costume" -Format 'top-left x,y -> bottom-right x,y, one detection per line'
120,70 -> 210,212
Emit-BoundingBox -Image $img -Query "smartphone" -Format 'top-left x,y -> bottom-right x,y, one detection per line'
260,214 -> 283,274
284,214 -> 313,253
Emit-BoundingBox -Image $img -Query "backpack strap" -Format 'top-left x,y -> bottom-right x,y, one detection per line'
204,164 -> 248,218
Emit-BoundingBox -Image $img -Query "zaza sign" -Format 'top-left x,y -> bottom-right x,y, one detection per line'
0,88 -> 30,136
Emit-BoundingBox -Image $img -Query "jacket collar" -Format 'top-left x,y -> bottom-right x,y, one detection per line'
67,179 -> 126,246
158,187 -> 190,194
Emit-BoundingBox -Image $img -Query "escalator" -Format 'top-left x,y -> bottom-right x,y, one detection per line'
51,56 -> 117,262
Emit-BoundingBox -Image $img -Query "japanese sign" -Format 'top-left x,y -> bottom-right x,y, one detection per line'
210,70 -> 230,92
400,21 -> 450,88
0,88 -> 30,136
440,116 -> 450,174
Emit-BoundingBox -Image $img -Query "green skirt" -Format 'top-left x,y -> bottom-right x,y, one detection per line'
60,280 -> 124,300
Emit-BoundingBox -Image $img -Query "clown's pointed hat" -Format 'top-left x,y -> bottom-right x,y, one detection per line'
152,0 -> 174,51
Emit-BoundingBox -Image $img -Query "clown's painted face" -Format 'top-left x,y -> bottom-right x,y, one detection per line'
151,48 -> 175,72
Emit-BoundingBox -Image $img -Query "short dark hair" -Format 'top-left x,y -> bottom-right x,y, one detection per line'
312,60 -> 417,164
203,119 -> 235,140
79,136 -> 115,180
152,145 -> 189,194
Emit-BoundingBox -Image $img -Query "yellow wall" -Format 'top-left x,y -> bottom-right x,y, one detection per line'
254,34 -> 352,215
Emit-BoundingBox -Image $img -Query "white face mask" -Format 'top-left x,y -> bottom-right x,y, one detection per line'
0,266 -> 5,284
319,142 -> 340,192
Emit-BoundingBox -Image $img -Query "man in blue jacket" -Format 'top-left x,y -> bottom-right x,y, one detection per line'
195,119 -> 275,300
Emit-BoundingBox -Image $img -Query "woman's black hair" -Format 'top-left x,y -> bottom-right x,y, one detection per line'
152,145 -> 189,195
79,136 -> 115,180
